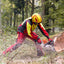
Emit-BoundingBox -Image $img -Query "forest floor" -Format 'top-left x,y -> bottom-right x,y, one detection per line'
0,31 -> 64,64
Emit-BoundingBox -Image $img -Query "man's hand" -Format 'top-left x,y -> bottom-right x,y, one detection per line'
48,38 -> 54,46
48,38 -> 53,42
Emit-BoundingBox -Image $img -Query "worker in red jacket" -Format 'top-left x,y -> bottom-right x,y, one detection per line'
3,13 -> 53,56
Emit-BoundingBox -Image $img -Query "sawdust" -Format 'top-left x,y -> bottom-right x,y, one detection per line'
54,32 -> 64,52
1,32 -> 64,64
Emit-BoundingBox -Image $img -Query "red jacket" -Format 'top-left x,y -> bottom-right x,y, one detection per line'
17,18 -> 49,40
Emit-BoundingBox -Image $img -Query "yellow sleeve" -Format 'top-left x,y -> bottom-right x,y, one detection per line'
26,22 -> 32,37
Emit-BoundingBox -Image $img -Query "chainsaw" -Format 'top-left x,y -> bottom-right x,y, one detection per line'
43,36 -> 64,52
44,40 -> 54,47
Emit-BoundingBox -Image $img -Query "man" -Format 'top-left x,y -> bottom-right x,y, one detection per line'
3,13 -> 53,56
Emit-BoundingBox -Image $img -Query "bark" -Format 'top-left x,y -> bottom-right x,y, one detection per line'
0,0 -> 1,28
16,14 -> 18,27
10,13 -> 12,27
31,0 -> 34,15
10,3 -> 13,27
25,0 -> 28,18
41,0 -> 45,19
52,19 -> 55,33
14,12 -> 16,27
22,8 -> 24,21
7,20 -> 9,26
0,0 -> 2,34
45,0 -> 50,33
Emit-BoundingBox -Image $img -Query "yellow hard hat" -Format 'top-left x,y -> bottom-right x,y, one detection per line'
32,13 -> 42,23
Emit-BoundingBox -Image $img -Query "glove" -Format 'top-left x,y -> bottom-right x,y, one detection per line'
48,38 -> 54,46
37,39 -> 42,44
48,38 -> 53,42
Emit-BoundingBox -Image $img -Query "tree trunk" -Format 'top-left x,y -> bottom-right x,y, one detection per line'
52,19 -> 55,33
25,0 -> 28,18
14,12 -> 16,27
22,8 -> 24,21
10,3 -> 13,27
10,13 -> 12,27
7,20 -> 9,26
16,14 -> 18,27
31,0 -> 34,15
0,1 -> 1,28
45,0 -> 50,33
0,0 -> 2,34
41,0 -> 45,19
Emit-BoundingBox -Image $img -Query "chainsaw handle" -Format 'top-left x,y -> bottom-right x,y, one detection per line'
44,40 -> 54,47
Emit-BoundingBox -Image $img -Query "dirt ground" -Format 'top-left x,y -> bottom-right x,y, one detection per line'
0,32 -> 64,64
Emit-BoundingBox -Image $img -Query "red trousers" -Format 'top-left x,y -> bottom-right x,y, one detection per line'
3,31 -> 42,55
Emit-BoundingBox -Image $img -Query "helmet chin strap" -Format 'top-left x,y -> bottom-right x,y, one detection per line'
35,18 -> 37,23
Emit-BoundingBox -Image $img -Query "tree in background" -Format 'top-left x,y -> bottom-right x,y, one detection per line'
42,0 -> 64,33
0,0 -> 1,27
1,0 -> 64,34
9,0 -> 25,27
0,0 -> 2,34
31,0 -> 34,15
25,0 -> 28,18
